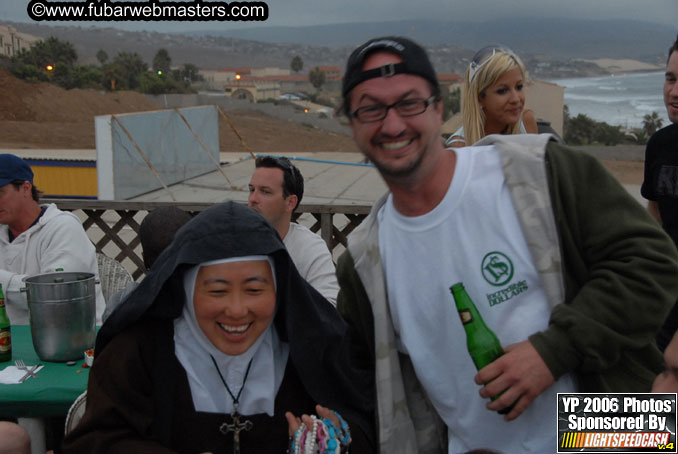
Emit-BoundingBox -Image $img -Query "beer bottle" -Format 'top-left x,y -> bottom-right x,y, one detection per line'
54,267 -> 64,283
450,282 -> 512,414
0,284 -> 11,363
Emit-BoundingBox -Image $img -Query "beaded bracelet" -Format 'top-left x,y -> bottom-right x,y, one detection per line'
316,418 -> 329,453
292,422 -> 305,454
321,417 -> 341,453
290,412 -> 350,454
332,411 -> 352,445
304,416 -> 318,454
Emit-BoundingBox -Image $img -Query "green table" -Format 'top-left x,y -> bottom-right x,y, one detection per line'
0,325 -> 91,418
1,325 -> 92,454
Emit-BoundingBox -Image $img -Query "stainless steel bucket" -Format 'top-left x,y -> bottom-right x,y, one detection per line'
23,272 -> 96,362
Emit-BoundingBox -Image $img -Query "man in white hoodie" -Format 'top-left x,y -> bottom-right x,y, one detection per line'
0,154 -> 105,324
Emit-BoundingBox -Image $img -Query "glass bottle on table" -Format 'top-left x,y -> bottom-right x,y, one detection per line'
0,284 -> 11,363
450,282 -> 512,414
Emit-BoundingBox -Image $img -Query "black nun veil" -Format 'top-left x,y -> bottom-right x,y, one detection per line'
95,202 -> 374,447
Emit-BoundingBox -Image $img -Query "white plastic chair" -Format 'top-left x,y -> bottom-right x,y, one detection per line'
96,253 -> 134,302
64,390 -> 88,435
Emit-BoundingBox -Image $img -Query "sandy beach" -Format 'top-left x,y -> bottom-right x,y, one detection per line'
579,58 -> 664,74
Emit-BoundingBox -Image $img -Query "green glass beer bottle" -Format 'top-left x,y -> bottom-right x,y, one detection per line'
450,282 -> 512,414
0,284 -> 11,363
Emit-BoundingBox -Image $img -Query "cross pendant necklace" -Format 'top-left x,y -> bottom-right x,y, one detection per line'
210,355 -> 254,454
219,401 -> 254,454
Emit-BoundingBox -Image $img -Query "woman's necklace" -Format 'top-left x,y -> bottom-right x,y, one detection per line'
210,355 -> 254,454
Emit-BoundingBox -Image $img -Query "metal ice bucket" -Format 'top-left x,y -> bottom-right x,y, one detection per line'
23,271 -> 96,362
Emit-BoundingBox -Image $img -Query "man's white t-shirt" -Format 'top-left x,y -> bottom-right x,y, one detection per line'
284,222 -> 339,305
378,145 -> 576,453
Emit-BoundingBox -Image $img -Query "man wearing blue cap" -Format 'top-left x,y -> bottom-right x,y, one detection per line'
0,154 -> 105,324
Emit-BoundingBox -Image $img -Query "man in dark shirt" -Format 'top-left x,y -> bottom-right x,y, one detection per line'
642,123 -> 678,247
643,34 -> 678,231
642,36 -> 678,351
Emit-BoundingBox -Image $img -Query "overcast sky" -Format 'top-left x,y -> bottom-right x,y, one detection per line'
1,0 -> 676,32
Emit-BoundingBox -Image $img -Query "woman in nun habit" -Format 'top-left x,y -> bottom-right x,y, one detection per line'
62,202 -> 374,453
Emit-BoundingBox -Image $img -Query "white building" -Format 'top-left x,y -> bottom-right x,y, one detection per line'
0,25 -> 38,57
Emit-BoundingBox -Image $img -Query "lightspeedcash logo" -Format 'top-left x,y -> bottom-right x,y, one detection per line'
27,0 -> 269,22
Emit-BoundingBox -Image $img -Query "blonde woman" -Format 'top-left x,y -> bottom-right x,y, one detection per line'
446,45 -> 538,147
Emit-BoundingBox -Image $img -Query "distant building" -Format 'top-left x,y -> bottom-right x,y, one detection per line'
224,76 -> 280,101
200,66 -> 343,102
200,67 -> 290,91
316,66 -> 342,78
437,73 -> 464,92
0,24 -> 38,57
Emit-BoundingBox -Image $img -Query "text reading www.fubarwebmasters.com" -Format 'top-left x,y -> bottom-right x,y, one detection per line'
27,0 -> 269,22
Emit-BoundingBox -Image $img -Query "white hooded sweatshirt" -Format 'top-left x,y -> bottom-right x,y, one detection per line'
0,204 -> 105,324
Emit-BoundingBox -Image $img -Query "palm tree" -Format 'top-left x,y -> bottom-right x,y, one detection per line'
309,67 -> 325,92
290,55 -> 303,73
642,112 -> 663,137
153,49 -> 171,75
111,52 -> 148,90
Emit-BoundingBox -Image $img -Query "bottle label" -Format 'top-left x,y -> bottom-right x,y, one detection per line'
0,299 -> 4,308
458,309 -> 472,325
0,329 -> 11,352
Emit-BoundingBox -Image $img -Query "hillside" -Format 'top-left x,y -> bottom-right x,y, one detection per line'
0,68 -> 160,148
194,17 -> 673,60
0,68 -> 358,153
7,18 -> 672,77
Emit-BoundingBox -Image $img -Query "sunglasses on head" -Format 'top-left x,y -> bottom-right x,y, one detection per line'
468,45 -> 516,83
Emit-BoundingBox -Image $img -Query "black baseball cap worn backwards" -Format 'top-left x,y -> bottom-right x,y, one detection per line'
342,36 -> 440,97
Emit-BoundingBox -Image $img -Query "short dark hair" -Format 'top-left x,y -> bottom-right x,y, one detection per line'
10,180 -> 41,202
669,34 -> 678,64
254,156 -> 304,211
139,206 -> 192,269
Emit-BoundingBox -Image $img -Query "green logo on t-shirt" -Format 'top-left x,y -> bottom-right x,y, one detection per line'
481,251 -> 514,286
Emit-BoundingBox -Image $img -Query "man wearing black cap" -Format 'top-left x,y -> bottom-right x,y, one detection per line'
336,37 -> 678,453
0,154 -> 105,324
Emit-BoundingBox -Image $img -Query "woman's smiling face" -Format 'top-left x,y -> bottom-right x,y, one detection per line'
479,67 -> 526,135
193,260 -> 276,356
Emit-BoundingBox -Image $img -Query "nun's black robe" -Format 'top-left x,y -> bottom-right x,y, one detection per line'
62,202 -> 374,453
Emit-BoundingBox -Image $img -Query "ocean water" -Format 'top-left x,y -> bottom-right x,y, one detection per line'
549,71 -> 666,129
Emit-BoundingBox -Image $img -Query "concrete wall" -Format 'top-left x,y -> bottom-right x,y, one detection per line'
525,80 -> 565,137
96,106 -> 220,200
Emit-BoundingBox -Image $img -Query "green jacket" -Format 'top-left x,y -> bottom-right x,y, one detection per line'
337,134 -> 678,454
